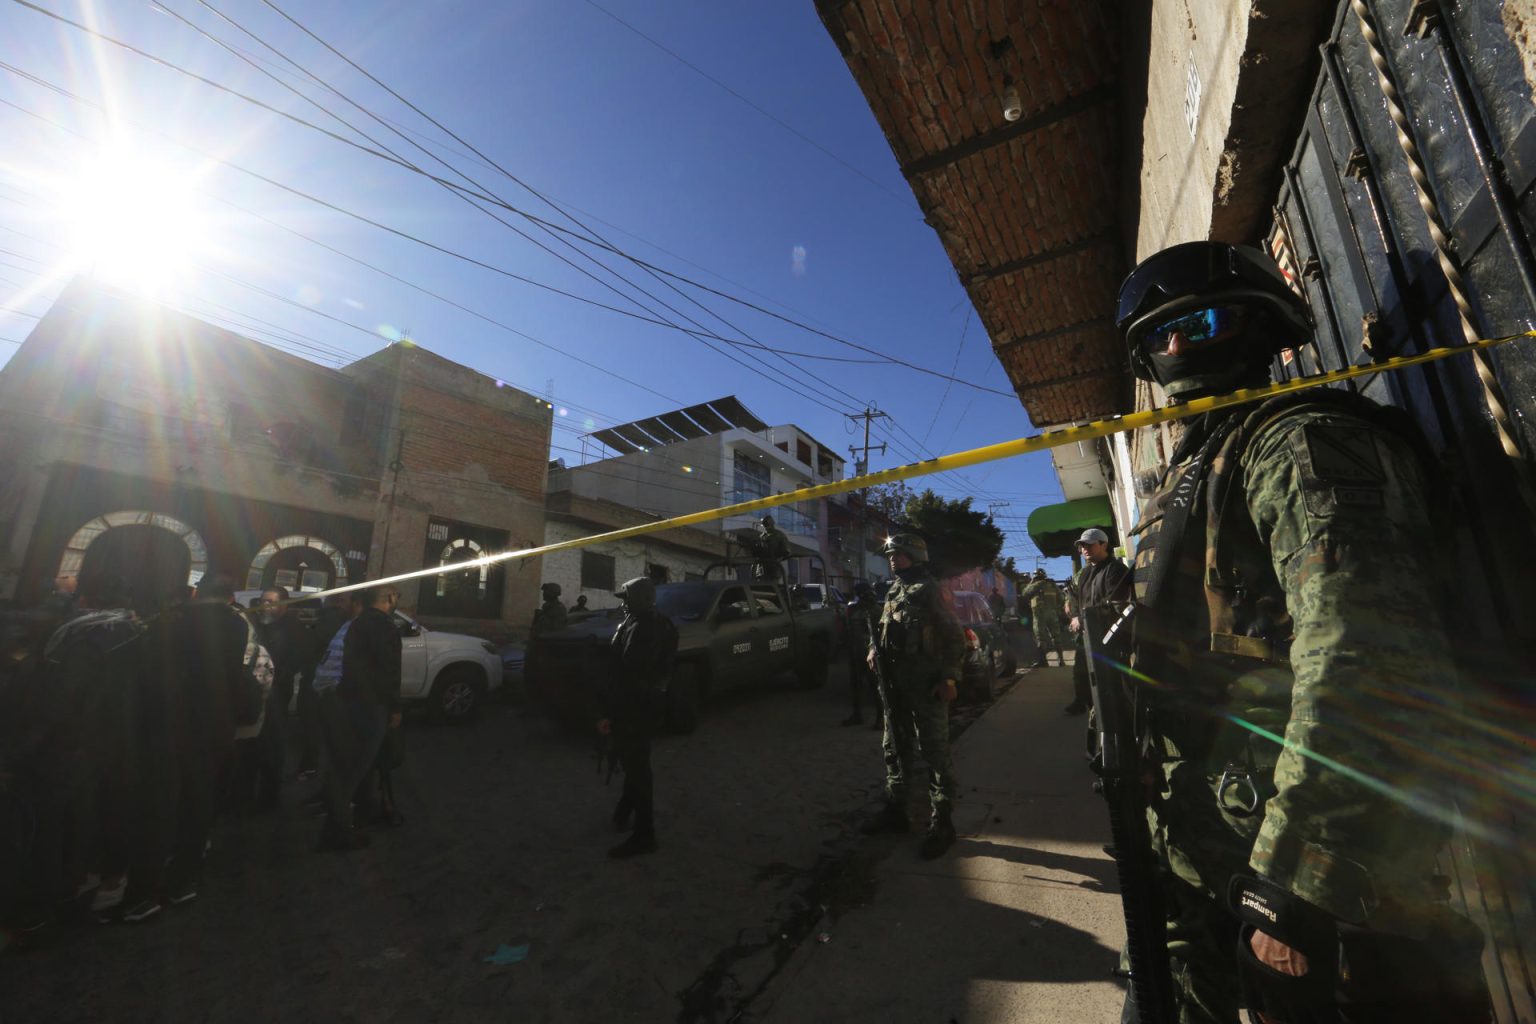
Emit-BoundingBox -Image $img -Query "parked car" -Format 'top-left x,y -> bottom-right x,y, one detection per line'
950,589 -> 1017,701
392,611 -> 504,722
527,577 -> 836,734
237,592 -> 503,722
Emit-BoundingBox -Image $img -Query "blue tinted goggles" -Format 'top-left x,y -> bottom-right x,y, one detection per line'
1142,305 -> 1246,353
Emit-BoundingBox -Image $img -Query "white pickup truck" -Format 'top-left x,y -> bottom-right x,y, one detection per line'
236,592 -> 504,721
392,611 -> 504,721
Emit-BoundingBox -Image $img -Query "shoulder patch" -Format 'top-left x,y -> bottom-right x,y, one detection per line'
1302,424 -> 1384,485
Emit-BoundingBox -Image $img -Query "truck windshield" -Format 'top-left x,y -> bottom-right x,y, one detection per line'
655,585 -> 712,621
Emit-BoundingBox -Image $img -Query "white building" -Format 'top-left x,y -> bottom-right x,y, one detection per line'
540,490 -> 726,611
549,397 -> 844,583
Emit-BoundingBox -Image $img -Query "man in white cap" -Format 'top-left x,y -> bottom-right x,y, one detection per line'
1063,527 -> 1131,714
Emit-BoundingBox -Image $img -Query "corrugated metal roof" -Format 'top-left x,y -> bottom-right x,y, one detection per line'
586,396 -> 770,455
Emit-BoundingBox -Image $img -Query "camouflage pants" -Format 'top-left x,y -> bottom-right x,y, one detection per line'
1032,615 -> 1067,661
877,667 -> 956,813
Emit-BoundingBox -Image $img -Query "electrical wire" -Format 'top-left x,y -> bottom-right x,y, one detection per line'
0,31 -> 1029,511
226,0 -> 1011,398
169,0 -> 871,418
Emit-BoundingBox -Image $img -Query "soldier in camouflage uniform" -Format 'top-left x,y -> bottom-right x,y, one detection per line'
532,582 -> 568,635
1020,568 -> 1068,667
863,534 -> 966,859
1116,242 -> 1485,1022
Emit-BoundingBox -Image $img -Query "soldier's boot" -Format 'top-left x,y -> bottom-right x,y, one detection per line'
919,808 -> 956,860
859,800 -> 909,835
608,831 -> 657,859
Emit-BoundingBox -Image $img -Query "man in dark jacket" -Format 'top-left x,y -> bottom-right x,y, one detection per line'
297,592 -> 352,779
597,577 -> 677,859
134,573 -> 247,917
253,586 -> 306,808
5,576 -> 145,930
1063,528 -> 1131,715
317,584 -> 400,850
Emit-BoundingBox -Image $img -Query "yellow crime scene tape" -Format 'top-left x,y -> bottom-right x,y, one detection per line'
305,331 -> 1532,602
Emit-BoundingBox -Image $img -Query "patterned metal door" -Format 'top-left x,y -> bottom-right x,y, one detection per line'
1271,3 -> 1536,1020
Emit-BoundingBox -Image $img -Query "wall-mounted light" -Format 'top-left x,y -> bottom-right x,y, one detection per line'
1002,76 -> 1023,122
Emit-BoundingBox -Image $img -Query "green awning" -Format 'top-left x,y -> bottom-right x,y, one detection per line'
1027,496 -> 1118,557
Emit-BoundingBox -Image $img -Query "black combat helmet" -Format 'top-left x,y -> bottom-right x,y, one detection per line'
614,576 -> 656,612
761,515 -> 776,529
1117,241 -> 1312,401
883,533 -> 928,564
540,582 -> 562,599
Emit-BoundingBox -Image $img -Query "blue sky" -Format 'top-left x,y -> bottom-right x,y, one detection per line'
0,0 -> 1074,576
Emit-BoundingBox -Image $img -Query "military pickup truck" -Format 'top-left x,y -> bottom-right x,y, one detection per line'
526,576 -> 837,733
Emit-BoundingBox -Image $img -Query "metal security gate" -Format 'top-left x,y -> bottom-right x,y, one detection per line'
1269,2 -> 1536,1019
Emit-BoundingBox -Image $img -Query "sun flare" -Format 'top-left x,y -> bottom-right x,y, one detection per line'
59,146 -> 211,294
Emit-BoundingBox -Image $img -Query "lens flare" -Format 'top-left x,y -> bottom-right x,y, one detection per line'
58,144 -> 211,294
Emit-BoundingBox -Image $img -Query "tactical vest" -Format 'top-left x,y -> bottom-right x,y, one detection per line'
1129,388 -> 1441,755
879,575 -> 942,657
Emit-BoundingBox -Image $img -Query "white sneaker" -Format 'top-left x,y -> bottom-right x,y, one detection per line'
91,877 -> 127,912
75,872 -> 102,898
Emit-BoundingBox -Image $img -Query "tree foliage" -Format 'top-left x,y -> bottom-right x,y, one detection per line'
862,480 -> 914,522
899,489 -> 1005,578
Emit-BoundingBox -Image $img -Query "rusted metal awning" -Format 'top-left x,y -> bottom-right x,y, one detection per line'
818,0 -> 1132,424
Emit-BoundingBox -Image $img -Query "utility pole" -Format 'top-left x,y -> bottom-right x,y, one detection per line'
847,404 -> 889,584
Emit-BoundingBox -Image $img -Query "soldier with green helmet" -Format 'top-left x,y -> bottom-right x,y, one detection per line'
532,582 -> 568,635
1020,568 -> 1068,667
754,515 -> 791,581
1114,241 -> 1486,1021
862,533 -> 966,859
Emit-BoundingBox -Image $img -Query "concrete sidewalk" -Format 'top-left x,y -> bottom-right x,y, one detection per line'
752,664 -> 1128,1023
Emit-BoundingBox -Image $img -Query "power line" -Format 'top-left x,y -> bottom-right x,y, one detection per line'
205,0 -> 1008,399
0,80 -> 688,404
4,7 -> 1012,398
0,40 -> 1029,524
200,1 -> 870,419
920,308 -> 971,448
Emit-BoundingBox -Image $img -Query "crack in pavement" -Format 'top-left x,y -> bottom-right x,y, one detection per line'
674,675 -> 1022,1024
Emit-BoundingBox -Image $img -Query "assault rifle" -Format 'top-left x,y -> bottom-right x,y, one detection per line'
1083,602 -> 1174,1024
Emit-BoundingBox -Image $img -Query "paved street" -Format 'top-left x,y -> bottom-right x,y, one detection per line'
1,661 -> 1125,1024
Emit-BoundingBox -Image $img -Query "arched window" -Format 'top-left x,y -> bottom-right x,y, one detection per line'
436,538 -> 487,598
246,535 -> 349,593
59,510 -> 208,587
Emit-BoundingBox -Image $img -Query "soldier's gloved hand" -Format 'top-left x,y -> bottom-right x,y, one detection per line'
1251,929 -> 1310,978
596,718 -> 612,735
933,679 -> 957,702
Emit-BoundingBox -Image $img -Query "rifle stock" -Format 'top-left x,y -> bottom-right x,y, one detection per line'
1083,603 -> 1175,1024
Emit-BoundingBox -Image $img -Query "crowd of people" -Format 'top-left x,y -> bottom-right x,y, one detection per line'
0,571 -> 404,945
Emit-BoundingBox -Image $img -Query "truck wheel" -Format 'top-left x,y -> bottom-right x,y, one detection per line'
432,665 -> 484,724
796,639 -> 830,689
667,664 -> 702,734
